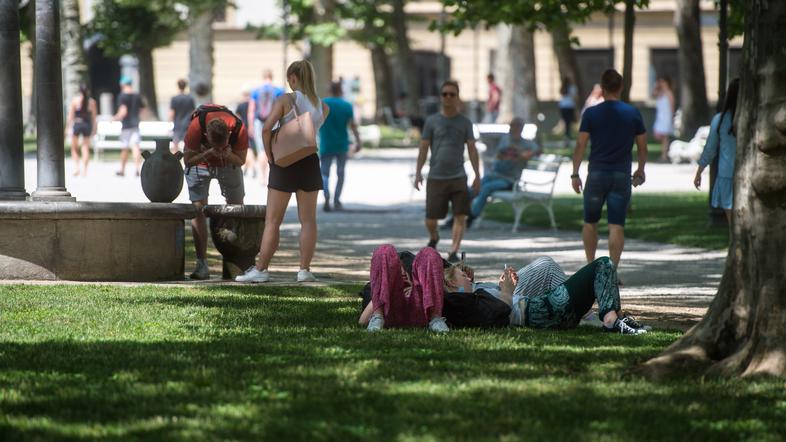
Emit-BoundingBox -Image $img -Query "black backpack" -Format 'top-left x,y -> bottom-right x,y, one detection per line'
190,104 -> 243,146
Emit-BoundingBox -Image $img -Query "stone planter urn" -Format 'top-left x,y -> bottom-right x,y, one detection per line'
141,138 -> 184,203
204,205 -> 266,279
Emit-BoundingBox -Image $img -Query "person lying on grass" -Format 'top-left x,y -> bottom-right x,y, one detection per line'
359,244 -> 648,335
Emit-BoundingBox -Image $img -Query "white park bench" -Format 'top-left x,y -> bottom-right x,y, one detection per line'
474,154 -> 566,232
92,119 -> 174,160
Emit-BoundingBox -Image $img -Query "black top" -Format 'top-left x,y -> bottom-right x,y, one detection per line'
170,94 -> 196,133
118,92 -> 145,129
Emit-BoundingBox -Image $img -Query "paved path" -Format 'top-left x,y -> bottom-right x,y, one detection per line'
17,150 -> 723,330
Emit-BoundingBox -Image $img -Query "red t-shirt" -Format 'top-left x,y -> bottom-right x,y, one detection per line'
184,107 -> 249,167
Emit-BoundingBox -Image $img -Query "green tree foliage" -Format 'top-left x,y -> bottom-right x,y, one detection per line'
87,0 -> 184,57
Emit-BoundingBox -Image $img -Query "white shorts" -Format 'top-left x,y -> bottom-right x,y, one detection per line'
120,128 -> 141,148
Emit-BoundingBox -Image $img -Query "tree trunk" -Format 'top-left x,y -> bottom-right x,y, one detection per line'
60,0 -> 86,107
675,0 -> 710,138
136,49 -> 158,119
497,24 -> 538,124
550,22 -> 585,105
309,0 -> 334,97
370,43 -> 394,122
188,8 -> 214,106
621,0 -> 635,103
642,0 -> 786,379
392,0 -> 420,117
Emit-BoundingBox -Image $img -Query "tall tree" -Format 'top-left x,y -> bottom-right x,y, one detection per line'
643,0 -> 786,378
61,0 -> 87,106
675,0 -> 710,138
550,22 -> 584,105
88,0 -> 185,119
621,0 -> 635,102
181,0 -> 229,105
309,0 -> 336,96
497,24 -> 538,123
391,0 -> 420,117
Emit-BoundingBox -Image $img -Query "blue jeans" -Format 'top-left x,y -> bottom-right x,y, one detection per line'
320,152 -> 348,203
470,176 -> 513,217
583,170 -> 631,226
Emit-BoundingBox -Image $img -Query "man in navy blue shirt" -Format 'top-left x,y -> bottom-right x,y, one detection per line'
571,69 -> 647,268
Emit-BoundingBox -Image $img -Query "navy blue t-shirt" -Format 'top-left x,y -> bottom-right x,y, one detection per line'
578,100 -> 646,172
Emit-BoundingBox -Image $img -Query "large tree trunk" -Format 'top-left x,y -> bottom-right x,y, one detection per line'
60,0 -> 86,107
497,24 -> 538,124
309,0 -> 334,97
391,0 -> 420,117
136,49 -> 158,119
642,0 -> 786,379
370,43 -> 394,122
621,0 -> 635,103
188,8 -> 214,106
675,0 -> 710,138
550,22 -> 585,105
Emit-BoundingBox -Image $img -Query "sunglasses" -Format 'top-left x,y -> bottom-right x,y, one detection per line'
441,92 -> 457,97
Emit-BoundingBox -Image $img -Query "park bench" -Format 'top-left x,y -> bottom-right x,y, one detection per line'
667,125 -> 711,164
92,119 -> 174,160
474,153 -> 566,232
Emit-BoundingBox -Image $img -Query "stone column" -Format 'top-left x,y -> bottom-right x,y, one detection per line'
31,0 -> 74,201
0,0 -> 28,201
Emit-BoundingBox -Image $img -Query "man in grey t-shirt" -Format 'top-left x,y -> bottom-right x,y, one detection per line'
414,80 -> 481,263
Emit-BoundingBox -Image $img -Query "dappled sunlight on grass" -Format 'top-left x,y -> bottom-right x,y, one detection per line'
0,284 -> 782,440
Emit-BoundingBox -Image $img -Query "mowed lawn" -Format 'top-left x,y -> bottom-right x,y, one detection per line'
1,284 -> 784,441
483,192 -> 730,250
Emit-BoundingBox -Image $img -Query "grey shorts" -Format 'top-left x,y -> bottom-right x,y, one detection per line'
120,128 -> 141,148
185,165 -> 245,202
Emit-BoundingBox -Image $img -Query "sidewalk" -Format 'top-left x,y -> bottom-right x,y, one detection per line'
17,149 -> 722,330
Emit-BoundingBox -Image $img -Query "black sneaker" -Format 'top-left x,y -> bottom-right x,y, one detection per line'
621,314 -> 651,331
440,217 -> 454,231
427,237 -> 439,249
334,201 -> 344,211
604,318 -> 647,335
466,215 -> 476,229
447,252 -> 460,264
323,201 -> 332,212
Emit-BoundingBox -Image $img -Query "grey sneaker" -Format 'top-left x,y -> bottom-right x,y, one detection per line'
296,269 -> 317,282
367,314 -> 384,332
604,318 -> 648,335
235,266 -> 270,283
190,259 -> 210,280
429,316 -> 450,333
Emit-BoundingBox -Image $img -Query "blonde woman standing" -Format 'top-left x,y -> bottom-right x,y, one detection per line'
236,60 -> 330,283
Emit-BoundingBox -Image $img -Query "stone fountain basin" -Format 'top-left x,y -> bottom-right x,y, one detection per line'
203,204 -> 266,279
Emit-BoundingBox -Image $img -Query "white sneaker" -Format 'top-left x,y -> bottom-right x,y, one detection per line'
235,266 -> 270,283
296,269 -> 317,282
429,317 -> 450,333
190,259 -> 210,280
367,313 -> 384,332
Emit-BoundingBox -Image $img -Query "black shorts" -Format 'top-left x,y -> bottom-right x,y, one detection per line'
73,121 -> 92,137
426,177 -> 471,219
268,153 -> 323,193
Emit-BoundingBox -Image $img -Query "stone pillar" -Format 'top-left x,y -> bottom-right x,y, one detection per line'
0,0 -> 28,201
31,0 -> 74,201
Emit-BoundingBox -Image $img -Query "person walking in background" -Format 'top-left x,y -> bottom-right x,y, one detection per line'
694,78 -> 739,224
113,76 -> 146,177
652,76 -> 675,162
248,70 -> 284,185
485,73 -> 502,123
169,78 -> 196,153
320,81 -> 362,212
558,77 -> 578,143
414,80 -> 481,264
183,104 -> 249,280
235,86 -> 259,178
571,69 -> 648,269
581,83 -> 605,116
236,60 -> 330,284
65,84 -> 97,177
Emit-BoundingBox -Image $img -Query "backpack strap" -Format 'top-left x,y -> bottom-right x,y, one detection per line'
191,104 -> 244,146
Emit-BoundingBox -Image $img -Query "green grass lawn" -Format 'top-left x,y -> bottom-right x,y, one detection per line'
483,192 -> 729,250
1,284 -> 783,441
